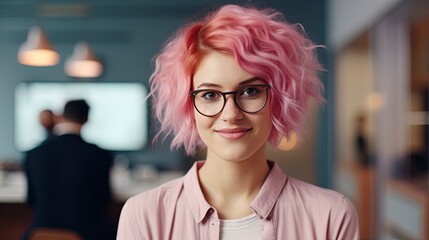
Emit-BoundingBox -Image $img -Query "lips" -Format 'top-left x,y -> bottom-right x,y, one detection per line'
215,127 -> 252,140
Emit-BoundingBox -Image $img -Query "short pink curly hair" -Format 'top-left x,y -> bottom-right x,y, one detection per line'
149,4 -> 324,155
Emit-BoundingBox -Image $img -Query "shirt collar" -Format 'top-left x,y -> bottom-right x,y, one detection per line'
183,160 -> 288,223
250,161 -> 288,219
184,161 -> 213,223
53,122 -> 82,135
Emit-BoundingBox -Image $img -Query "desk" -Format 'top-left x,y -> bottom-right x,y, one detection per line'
385,180 -> 429,240
0,169 -> 184,203
0,169 -> 184,240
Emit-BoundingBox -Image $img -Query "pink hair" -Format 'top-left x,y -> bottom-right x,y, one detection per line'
149,4 -> 324,155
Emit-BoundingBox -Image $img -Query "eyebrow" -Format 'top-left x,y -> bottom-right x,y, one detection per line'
196,77 -> 262,89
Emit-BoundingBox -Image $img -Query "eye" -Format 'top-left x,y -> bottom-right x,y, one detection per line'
198,90 -> 222,102
239,86 -> 263,97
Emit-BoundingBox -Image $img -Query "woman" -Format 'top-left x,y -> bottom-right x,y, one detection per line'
117,4 -> 359,240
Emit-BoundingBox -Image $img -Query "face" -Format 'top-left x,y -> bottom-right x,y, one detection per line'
192,51 -> 272,162
39,111 -> 55,129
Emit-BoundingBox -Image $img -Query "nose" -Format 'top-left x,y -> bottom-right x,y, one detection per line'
220,95 -> 243,122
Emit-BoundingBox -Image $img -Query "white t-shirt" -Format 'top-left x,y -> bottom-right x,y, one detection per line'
220,213 -> 263,240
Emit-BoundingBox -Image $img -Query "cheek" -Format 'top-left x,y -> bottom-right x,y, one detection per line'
258,107 -> 273,137
194,113 -> 212,135
260,116 -> 272,133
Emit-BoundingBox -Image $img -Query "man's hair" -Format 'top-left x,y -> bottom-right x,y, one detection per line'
63,99 -> 90,124
149,4 -> 325,155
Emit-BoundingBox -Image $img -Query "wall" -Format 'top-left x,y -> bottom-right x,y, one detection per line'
335,33 -> 375,165
0,7 -> 192,168
328,0 -> 404,50
0,0 -> 328,180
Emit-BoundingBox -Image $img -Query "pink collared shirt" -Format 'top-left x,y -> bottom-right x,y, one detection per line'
117,161 -> 359,240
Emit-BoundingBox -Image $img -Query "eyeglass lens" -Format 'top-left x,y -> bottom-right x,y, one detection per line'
192,84 -> 270,117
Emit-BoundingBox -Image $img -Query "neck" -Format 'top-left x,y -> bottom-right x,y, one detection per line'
53,122 -> 82,135
198,146 -> 270,219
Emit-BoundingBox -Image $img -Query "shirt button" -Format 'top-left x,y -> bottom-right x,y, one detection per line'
266,216 -> 272,221
208,209 -> 214,213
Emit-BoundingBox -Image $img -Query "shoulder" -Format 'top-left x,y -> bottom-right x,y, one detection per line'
31,135 -> 73,150
281,177 -> 359,238
284,176 -> 357,213
82,140 -> 112,157
87,142 -> 111,156
25,142 -> 51,158
118,177 -> 184,238
67,136 -> 110,156
286,177 -> 347,202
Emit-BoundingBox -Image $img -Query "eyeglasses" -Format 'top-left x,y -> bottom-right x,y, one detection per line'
190,84 -> 271,117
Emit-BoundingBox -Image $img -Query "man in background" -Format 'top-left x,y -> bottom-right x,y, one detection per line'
23,99 -> 115,240
38,109 -> 57,141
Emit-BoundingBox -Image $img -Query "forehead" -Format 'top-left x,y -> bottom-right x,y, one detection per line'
193,51 -> 254,89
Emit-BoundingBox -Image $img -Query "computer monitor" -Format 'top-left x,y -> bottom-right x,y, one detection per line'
14,81 -> 148,152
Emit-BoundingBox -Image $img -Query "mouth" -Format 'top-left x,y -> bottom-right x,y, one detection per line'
215,128 -> 252,140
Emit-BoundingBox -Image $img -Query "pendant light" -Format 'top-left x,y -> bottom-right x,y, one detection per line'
64,41 -> 103,78
17,26 -> 60,66
277,132 -> 298,151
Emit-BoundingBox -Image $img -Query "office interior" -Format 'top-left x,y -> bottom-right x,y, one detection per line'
0,0 -> 427,239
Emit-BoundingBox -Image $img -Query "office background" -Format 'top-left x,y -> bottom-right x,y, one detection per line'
0,0 -> 428,239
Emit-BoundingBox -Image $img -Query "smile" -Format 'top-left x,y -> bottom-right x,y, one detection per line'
215,128 -> 252,140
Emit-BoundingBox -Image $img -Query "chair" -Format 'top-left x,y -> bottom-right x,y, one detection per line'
29,228 -> 83,240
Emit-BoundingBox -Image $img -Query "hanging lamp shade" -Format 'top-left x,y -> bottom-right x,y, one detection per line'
17,26 -> 60,66
277,132 -> 298,151
64,41 -> 103,78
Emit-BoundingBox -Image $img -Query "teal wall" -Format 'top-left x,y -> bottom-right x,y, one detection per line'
0,0 -> 330,183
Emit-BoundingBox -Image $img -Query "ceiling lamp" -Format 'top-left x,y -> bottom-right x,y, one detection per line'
64,41 -> 103,78
17,26 -> 60,66
277,132 -> 298,151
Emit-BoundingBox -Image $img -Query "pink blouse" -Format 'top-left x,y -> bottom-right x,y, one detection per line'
117,161 -> 359,240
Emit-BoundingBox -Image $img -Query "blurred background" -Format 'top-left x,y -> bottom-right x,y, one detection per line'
0,0 -> 427,239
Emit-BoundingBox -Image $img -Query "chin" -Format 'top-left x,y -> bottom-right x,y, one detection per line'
211,145 -> 258,162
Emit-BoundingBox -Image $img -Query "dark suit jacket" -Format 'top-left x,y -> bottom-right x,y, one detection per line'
24,134 -> 113,240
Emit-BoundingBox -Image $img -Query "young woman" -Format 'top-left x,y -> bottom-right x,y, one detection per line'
117,4 -> 359,240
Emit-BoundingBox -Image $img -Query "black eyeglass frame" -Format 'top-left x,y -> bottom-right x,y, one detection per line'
190,84 -> 271,117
